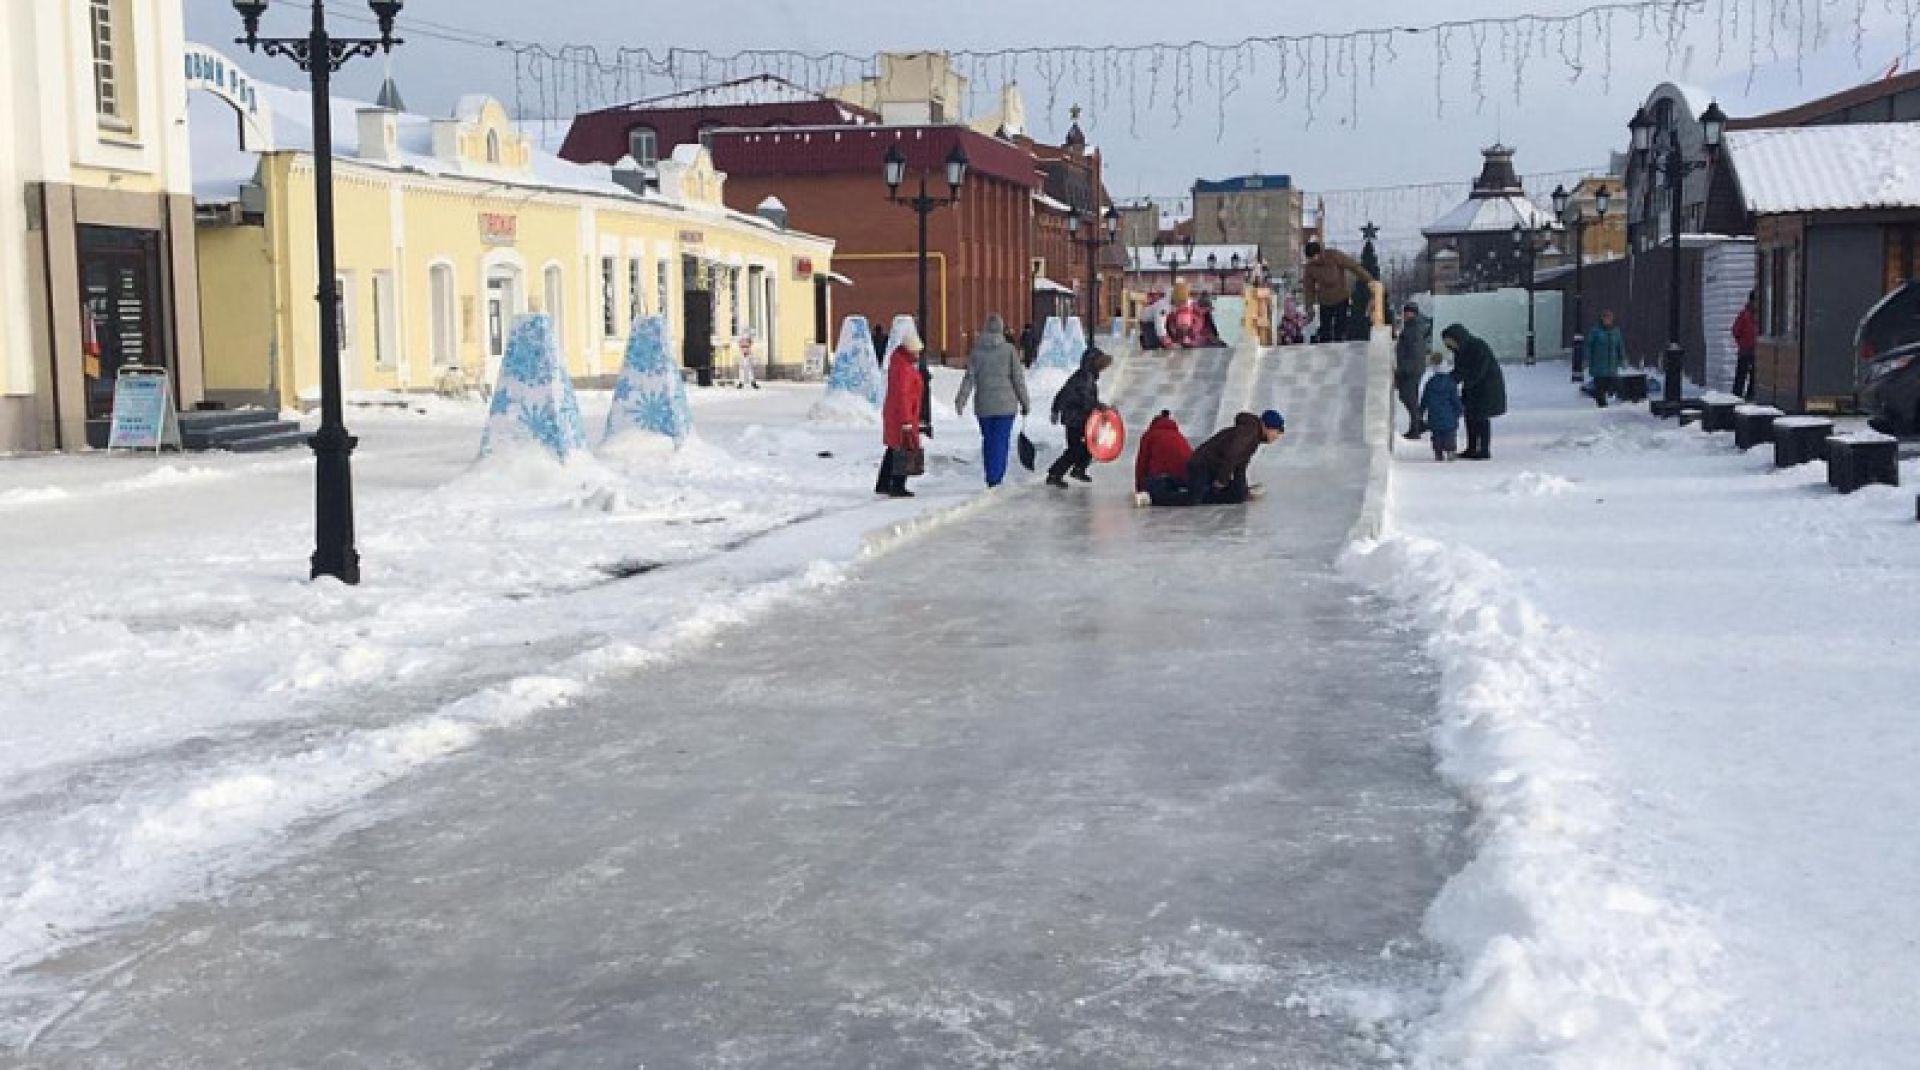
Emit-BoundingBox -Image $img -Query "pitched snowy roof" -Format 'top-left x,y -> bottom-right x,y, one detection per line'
1423,194 -> 1558,236
1725,124 -> 1920,214
619,75 -> 863,118
187,73 -> 825,243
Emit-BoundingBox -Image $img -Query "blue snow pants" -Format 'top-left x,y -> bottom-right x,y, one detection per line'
978,414 -> 1016,487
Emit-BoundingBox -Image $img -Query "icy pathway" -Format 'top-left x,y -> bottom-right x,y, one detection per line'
16,346 -> 1465,1067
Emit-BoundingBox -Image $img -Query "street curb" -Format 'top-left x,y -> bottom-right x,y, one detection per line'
859,489 -> 1004,560
1346,329 -> 1397,545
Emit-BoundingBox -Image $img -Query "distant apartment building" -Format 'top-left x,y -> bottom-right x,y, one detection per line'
1188,174 -> 1306,284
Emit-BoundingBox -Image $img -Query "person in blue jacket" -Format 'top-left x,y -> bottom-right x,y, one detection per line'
1419,351 -> 1464,462
1584,309 -> 1626,408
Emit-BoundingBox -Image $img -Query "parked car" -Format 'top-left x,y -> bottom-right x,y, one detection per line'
1856,281 -> 1920,435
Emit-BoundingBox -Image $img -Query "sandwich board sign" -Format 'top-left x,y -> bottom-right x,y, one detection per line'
106,365 -> 182,454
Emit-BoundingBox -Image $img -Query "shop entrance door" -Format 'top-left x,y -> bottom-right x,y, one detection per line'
681,255 -> 713,386
78,227 -> 168,447
485,268 -> 522,389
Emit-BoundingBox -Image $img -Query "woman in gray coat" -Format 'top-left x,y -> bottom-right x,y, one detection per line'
955,313 -> 1031,487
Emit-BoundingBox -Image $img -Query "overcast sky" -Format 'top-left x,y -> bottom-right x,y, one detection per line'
186,0 -> 1913,252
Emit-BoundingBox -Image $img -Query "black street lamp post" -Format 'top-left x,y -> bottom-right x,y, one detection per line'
233,0 -> 402,587
1511,221 -> 1553,365
1553,182 -> 1612,384
1203,251 -> 1243,295
884,140 -> 967,437
1629,99 -> 1727,414
883,140 -> 968,356
1067,204 -> 1120,327
1152,232 -> 1196,283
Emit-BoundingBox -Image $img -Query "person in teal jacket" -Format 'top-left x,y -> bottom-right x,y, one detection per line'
1585,309 -> 1626,408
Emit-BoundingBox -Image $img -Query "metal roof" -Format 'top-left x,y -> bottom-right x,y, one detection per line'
1423,193 -> 1558,236
1725,124 -> 1920,214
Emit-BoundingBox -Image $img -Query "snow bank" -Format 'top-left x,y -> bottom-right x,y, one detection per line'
1488,471 -> 1577,497
1342,533 -> 1719,1068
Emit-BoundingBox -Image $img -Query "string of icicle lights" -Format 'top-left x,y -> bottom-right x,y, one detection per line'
333,0 -> 1920,139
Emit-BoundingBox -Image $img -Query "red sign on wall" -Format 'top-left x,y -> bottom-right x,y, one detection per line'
793,256 -> 814,281
479,213 -> 518,246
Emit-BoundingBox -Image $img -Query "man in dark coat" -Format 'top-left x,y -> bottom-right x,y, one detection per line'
1394,303 -> 1431,438
1046,348 -> 1114,487
1183,410 -> 1285,505
1441,324 -> 1507,460
1018,322 -> 1039,368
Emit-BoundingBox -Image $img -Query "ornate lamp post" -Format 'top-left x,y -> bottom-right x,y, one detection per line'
233,0 -> 403,586
1067,204 -> 1120,326
1511,220 -> 1554,366
1630,99 -> 1727,414
1152,232 -> 1196,283
883,140 -> 968,358
1553,182 -> 1612,383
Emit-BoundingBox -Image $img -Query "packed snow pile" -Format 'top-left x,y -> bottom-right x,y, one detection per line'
1488,470 -> 1577,497
1366,364 -> 1920,1068
1343,533 -> 1720,1068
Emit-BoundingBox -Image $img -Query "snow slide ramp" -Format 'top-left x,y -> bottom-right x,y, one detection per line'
1113,340 -> 1381,454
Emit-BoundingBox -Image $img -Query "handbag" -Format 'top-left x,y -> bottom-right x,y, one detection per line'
902,445 -> 926,476
1016,419 -> 1037,471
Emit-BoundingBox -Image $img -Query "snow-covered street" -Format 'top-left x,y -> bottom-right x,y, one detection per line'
1349,365 -> 1920,1068
0,377 -> 990,992
2,344 -> 1473,1066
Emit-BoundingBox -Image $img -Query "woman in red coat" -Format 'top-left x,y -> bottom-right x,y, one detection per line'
876,320 -> 927,498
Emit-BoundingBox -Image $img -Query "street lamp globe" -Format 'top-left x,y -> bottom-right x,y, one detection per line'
1230,252 -> 1242,273
1103,205 -> 1119,240
1551,183 -> 1571,221
1067,206 -> 1082,236
1595,184 -> 1612,218
1207,252 -> 1218,272
1511,222 -> 1525,248
882,143 -> 906,196
1699,101 -> 1728,149
1629,106 -> 1654,154
943,143 -> 969,197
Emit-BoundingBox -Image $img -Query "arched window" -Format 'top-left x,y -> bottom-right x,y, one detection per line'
627,126 -> 658,167
485,129 -> 502,164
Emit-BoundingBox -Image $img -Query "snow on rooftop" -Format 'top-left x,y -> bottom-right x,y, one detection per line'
620,74 -> 853,113
1726,124 -> 1920,214
1423,194 -> 1558,236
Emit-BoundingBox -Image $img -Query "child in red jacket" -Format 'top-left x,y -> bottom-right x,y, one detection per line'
1134,410 -> 1194,504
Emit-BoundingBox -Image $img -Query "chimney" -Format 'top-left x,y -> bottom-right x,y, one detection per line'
356,108 -> 399,165
611,155 -> 651,196
756,196 -> 789,230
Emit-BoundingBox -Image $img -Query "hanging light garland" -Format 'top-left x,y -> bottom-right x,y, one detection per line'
331,0 -> 1910,136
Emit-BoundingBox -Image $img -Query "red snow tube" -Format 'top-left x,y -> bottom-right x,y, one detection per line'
1085,409 -> 1127,464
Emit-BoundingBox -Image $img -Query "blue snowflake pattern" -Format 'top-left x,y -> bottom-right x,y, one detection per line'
480,313 -> 589,459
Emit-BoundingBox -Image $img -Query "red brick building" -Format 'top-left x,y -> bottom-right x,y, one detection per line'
708,125 -> 1038,363
1020,121 -> 1125,330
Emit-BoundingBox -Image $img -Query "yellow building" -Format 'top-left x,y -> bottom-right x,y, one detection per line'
2,0 -> 204,451
191,61 -> 834,409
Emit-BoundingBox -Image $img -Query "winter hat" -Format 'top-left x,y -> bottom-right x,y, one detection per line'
1260,409 -> 1286,432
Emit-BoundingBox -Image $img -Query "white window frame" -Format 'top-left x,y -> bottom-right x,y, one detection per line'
628,127 -> 658,167
600,256 -> 618,338
429,262 -> 457,367
88,0 -> 127,129
371,271 -> 398,369
335,271 -> 358,364
544,263 -> 565,348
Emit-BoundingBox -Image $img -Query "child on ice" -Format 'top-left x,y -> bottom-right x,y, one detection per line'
1133,410 -> 1195,506
1419,351 -> 1463,462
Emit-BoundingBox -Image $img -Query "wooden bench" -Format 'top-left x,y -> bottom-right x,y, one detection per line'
1733,404 -> 1784,450
1700,392 -> 1742,433
1825,431 -> 1901,493
1614,370 -> 1650,403
1773,416 -> 1836,469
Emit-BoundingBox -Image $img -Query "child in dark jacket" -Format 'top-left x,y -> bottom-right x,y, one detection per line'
1419,352 -> 1463,462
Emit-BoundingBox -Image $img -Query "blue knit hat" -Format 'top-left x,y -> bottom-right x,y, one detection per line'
1261,409 -> 1286,432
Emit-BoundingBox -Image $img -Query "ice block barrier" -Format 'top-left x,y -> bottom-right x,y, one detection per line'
821,315 -> 883,408
479,313 -> 589,461
604,316 -> 694,446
